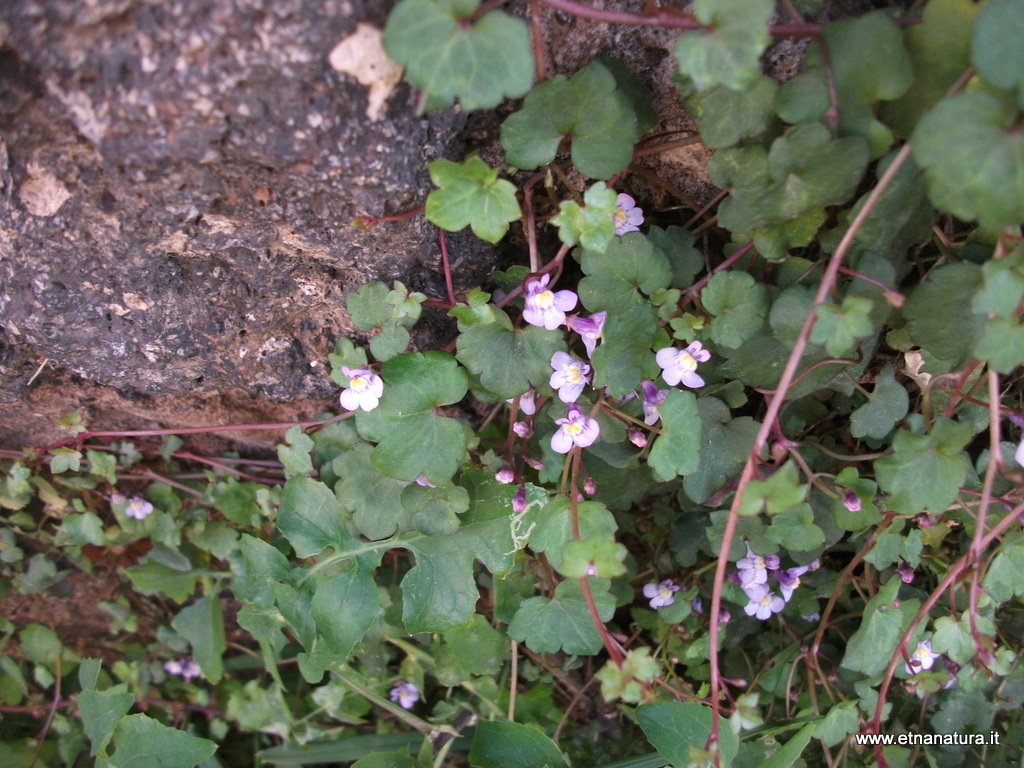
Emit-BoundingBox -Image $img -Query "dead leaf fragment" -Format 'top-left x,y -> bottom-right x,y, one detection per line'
329,23 -> 404,121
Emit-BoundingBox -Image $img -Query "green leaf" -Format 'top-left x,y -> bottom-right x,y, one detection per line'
972,246 -> 1024,318
875,417 -> 972,514
468,721 -> 568,768
595,647 -> 660,704
124,561 -> 199,603
435,614 -> 509,686
591,304 -> 658,398
356,352 -> 469,484
277,425 -> 314,478
932,613 -> 994,665
646,226 -> 704,289
79,685 -> 134,757
841,577 -> 920,678
912,92 -> 1024,232
849,153 -> 935,260
500,59 -> 653,179
87,450 -> 117,485
880,0 -> 980,137
673,0 -> 773,92
736,461 -> 807,518
811,700 -> 860,747
369,319 -> 411,362
382,0 -> 534,111
310,566 -> 381,659
975,317 -> 1024,374
810,296 -> 875,357
903,262 -> 984,368
232,535 -> 294,608
106,713 -> 216,768
334,444 -> 412,540
982,533 -> 1024,602
507,578 -> 615,655
550,182 -> 617,252
678,74 -> 777,149
578,232 -> 673,313
711,124 -> 869,233
530,497 -> 617,570
277,477 -> 355,558
761,723 -> 814,768
753,209 -> 826,262
402,482 -> 469,535
50,447 -> 82,474
683,397 -> 761,504
558,531 -> 628,578
425,156 -> 521,243
457,312 -> 564,400
766,504 -> 825,553
702,271 -> 769,349
636,701 -> 739,768
346,282 -> 392,331
850,364 -> 909,440
972,0 -> 1024,105
172,595 -> 226,684
648,390 -> 702,481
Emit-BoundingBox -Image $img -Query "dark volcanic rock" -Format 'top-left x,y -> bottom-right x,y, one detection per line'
0,0 -> 475,403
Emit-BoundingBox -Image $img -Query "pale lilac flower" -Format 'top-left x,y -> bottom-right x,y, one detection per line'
551,404 -> 600,454
495,467 -> 515,484
512,421 -> 533,438
691,596 -> 703,614
736,543 -> 780,590
339,366 -> 384,412
512,486 -> 527,513
523,274 -> 577,330
643,579 -> 680,609
641,379 -> 669,426
165,658 -> 201,681
415,474 -> 436,488
1016,438 -> 1024,468
905,640 -> 939,675
842,488 -> 861,512
613,193 -> 644,235
125,496 -> 154,520
717,607 -> 731,624
550,351 -> 591,403
775,565 -> 811,602
389,682 -> 420,710
507,388 -> 537,415
898,561 -> 915,584
566,312 -> 607,358
743,583 -> 785,620
656,341 -> 711,388
110,492 -> 127,506
627,428 -> 647,448
802,611 -> 821,623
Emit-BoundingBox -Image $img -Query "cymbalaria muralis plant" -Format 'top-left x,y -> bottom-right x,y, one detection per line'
3,0 -> 1024,766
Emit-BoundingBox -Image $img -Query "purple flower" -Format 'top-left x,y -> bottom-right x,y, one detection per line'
495,467 -> 514,484
842,488 -> 861,512
512,421 -> 533,438
507,388 -> 537,415
549,351 -> 591,403
165,658 -> 202,681
125,496 -> 154,520
641,379 -> 669,426
691,596 -> 703,614
736,543 -> 780,590
566,312 -> 607,358
656,341 -> 711,388
389,682 -> 420,710
742,583 -> 785,620
613,193 -> 644,235
551,404 -> 600,454
523,274 -> 577,330
775,565 -> 811,602
905,640 -> 939,675
898,560 -> 915,584
512,486 -> 527,513
643,579 -> 680,609
1016,438 -> 1024,469
415,474 -> 436,488
340,366 -> 384,412
717,607 -> 731,624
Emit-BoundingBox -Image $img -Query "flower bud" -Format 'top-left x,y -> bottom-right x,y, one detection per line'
495,467 -> 514,484
512,486 -> 527,513
842,488 -> 861,512
512,421 -> 533,438
523,456 -> 544,471
628,428 -> 647,448
583,475 -> 596,495
898,561 -> 915,584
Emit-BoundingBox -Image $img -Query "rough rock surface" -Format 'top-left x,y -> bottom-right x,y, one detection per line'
0,0 -> 480,411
